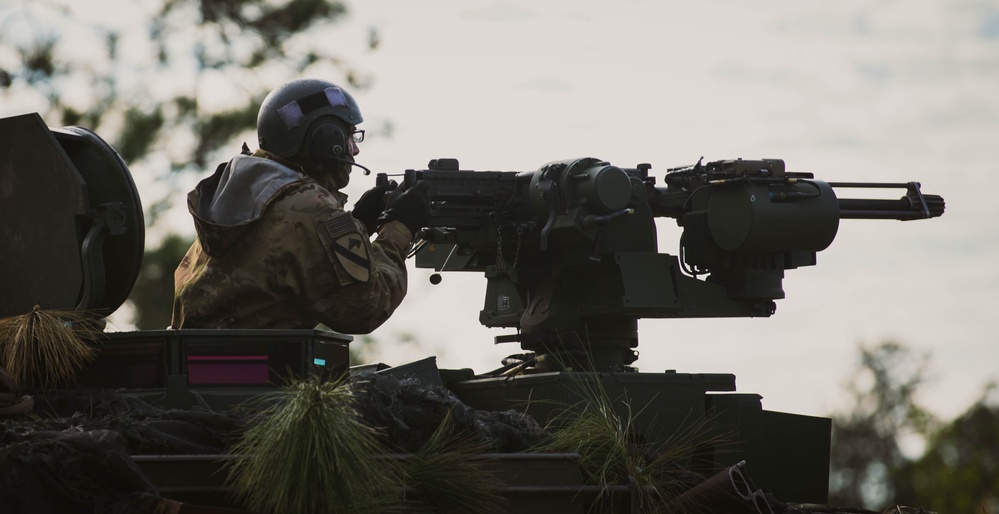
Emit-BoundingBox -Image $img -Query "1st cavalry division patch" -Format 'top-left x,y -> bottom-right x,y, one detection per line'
317,211 -> 371,283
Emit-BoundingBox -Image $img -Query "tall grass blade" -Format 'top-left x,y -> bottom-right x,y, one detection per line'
0,306 -> 103,390
531,370 -> 725,513
225,375 -> 399,514
400,411 -> 508,514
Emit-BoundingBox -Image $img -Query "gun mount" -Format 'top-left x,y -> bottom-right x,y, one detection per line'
386,157 -> 944,372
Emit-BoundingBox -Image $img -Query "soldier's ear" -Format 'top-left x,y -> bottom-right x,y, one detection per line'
305,122 -> 348,164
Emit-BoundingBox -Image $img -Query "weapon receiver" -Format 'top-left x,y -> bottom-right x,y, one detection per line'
377,157 -> 944,372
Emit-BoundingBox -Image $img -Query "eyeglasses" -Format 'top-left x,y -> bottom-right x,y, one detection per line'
351,130 -> 365,144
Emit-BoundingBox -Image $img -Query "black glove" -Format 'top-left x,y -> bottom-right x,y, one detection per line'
377,181 -> 430,234
352,180 -> 398,234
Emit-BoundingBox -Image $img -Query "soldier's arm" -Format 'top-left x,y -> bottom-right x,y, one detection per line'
270,184 -> 411,333
308,217 -> 412,334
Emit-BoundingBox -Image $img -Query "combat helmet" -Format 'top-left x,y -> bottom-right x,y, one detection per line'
256,79 -> 363,162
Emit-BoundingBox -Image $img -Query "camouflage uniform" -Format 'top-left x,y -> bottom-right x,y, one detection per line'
171,151 -> 412,332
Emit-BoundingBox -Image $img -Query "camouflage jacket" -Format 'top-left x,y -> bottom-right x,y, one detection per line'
171,152 -> 412,333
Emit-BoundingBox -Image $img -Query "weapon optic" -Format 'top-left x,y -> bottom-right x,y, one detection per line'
377,157 -> 944,372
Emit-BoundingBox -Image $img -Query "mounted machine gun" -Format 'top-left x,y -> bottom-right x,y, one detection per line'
372,156 -> 943,503
382,157 -> 943,371
0,108 -> 944,505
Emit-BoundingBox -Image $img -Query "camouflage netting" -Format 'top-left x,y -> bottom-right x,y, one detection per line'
0,429 -> 160,514
349,371 -> 547,453
0,372 -> 863,514
0,388 -> 248,514
0,373 -> 547,514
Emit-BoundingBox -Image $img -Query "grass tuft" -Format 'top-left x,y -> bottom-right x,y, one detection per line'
400,411 -> 508,514
531,373 -> 722,513
0,306 -> 103,390
224,375 -> 399,514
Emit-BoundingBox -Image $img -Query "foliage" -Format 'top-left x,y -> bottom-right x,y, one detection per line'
829,341 -> 999,513
531,375 -> 709,513
828,341 -> 937,508
349,332 -> 421,366
225,375 -> 399,514
0,307 -> 104,390
1,0 -> 378,325
0,0 -> 372,170
350,334 -> 378,366
399,411 -> 507,514
225,377 -> 512,514
125,233 -> 193,330
901,383 -> 999,513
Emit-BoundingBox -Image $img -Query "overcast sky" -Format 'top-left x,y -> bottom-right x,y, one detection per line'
330,0 -> 998,422
4,0 -> 995,423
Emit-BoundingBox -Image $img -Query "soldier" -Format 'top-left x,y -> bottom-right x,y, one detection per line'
171,79 -> 428,333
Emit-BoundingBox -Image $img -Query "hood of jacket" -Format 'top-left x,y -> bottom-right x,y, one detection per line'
187,154 -> 307,255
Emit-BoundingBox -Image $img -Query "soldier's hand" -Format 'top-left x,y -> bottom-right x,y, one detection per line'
352,180 -> 398,234
378,181 -> 430,234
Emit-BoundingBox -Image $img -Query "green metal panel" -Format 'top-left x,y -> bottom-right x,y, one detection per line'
705,393 -> 767,485
78,329 -> 351,410
762,409 -> 831,504
450,371 -> 735,449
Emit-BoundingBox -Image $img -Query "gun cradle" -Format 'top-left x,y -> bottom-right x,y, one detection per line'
390,156 -> 944,372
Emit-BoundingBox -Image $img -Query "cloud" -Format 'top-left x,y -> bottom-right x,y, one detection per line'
711,61 -> 800,84
517,76 -> 573,93
983,11 -> 999,39
561,11 -> 591,23
461,1 -> 536,22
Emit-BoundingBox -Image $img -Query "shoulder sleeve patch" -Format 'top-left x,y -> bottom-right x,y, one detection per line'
316,211 -> 372,284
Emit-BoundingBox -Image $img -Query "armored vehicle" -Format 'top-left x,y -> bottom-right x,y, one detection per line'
0,112 -> 943,513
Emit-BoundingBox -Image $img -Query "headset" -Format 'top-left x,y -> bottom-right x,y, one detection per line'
304,120 -> 370,175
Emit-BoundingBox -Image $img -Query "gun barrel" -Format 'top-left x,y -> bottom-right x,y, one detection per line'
831,182 -> 945,221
